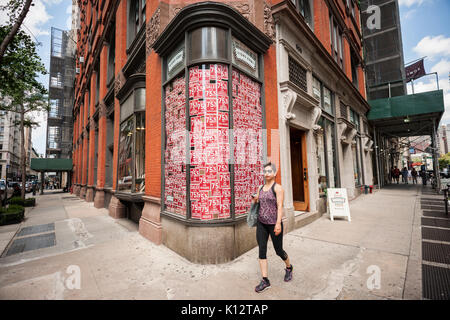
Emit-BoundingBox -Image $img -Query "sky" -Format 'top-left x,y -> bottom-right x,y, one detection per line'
0,0 -> 449,156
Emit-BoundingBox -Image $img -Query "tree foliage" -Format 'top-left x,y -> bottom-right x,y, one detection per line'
439,153 -> 450,170
0,25 -> 48,200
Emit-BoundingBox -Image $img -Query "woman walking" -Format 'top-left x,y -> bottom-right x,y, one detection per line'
252,162 -> 293,293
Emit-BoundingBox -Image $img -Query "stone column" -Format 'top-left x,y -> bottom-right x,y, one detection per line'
108,1 -> 128,219
94,45 -> 108,208
86,73 -> 97,202
139,5 -> 163,245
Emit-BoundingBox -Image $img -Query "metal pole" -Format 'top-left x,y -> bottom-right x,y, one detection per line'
435,72 -> 440,90
432,120 -> 441,193
411,79 -> 414,94
388,82 -> 391,98
374,127 -> 381,189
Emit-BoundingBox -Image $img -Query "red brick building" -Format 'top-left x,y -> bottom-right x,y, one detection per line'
72,0 -> 373,263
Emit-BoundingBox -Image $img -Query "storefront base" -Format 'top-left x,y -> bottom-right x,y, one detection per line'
86,186 -> 94,202
80,185 -> 87,199
94,188 -> 105,208
139,196 -> 162,245
108,195 -> 126,219
160,216 -> 257,265
74,184 -> 80,196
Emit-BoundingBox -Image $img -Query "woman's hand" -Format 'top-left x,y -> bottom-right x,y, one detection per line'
274,222 -> 282,236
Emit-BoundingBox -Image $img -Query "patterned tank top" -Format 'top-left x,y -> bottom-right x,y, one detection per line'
258,184 -> 278,225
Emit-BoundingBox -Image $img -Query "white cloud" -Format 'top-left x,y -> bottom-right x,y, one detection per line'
431,59 -> 450,77
22,0 -> 53,38
30,110 -> 47,156
398,0 -> 427,7
42,0 -> 63,5
402,9 -> 417,20
413,35 -> 450,59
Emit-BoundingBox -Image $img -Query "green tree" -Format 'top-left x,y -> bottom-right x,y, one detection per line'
439,153 -> 450,170
0,26 -> 49,200
0,0 -> 34,64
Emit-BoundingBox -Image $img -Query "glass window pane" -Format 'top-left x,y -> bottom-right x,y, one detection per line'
353,137 -> 361,186
135,112 -> 145,192
317,118 -> 327,195
325,119 -> 337,188
118,116 -> 134,192
164,75 -> 187,216
189,64 -> 232,220
135,88 -> 146,111
323,86 -> 332,115
189,27 -> 228,62
312,77 -> 321,102
232,67 -> 264,217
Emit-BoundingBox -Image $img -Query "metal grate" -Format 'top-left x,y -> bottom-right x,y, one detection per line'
421,217 -> 450,229
340,104 -> 348,119
288,56 -> 307,92
6,233 -> 56,256
18,223 -> 55,237
422,227 -> 450,242
423,210 -> 449,219
422,264 -> 450,300
422,242 -> 450,264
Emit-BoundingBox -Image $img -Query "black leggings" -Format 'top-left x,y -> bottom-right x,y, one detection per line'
256,220 -> 288,260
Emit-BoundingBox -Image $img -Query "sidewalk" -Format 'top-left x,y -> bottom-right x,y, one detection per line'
0,185 -> 423,300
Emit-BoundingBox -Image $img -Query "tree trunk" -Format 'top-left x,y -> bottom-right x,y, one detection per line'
20,105 -> 26,200
0,0 -> 34,64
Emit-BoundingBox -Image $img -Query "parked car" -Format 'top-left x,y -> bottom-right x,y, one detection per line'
8,182 -> 21,197
25,182 -> 32,193
0,180 -> 14,205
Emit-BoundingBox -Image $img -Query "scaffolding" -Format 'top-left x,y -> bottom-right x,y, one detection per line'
46,27 -> 75,159
360,0 -> 407,100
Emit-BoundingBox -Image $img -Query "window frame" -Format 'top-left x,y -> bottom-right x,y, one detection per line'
116,85 -> 146,194
161,26 -> 265,224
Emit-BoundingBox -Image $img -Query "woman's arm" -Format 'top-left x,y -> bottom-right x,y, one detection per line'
274,184 -> 284,235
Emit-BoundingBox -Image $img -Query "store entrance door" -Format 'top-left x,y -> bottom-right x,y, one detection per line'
290,126 -> 309,211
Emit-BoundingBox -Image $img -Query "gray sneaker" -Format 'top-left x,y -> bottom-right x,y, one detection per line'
255,279 -> 271,293
284,265 -> 293,282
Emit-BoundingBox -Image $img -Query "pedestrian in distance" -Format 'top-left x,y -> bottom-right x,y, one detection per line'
402,167 -> 409,184
411,168 -> 418,184
393,166 -> 400,184
420,169 -> 427,185
252,162 -> 293,293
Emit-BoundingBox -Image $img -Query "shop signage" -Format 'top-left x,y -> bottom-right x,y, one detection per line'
232,39 -> 256,71
327,188 -> 351,222
168,49 -> 184,74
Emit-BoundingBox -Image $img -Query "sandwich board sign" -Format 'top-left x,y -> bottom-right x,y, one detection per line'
327,188 -> 351,222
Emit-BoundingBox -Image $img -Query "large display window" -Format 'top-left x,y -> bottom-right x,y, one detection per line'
117,86 -> 146,193
162,25 -> 265,222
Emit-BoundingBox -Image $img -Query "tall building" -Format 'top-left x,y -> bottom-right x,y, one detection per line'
72,0 -> 374,263
0,111 -> 21,180
438,125 -> 448,156
360,0 -> 407,100
46,27 -> 76,159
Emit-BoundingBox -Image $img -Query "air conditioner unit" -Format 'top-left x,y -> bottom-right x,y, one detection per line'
76,68 -> 80,74
79,56 -> 84,63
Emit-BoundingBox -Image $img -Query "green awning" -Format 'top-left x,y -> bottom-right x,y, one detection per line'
367,90 -> 445,137
368,90 -> 444,120
31,158 -> 73,171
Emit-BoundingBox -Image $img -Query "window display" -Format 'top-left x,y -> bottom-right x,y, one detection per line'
232,69 -> 264,216
189,64 -> 231,220
164,75 -> 187,216
118,117 -> 134,191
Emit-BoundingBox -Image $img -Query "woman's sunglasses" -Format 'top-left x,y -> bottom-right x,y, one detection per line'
263,169 -> 273,174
